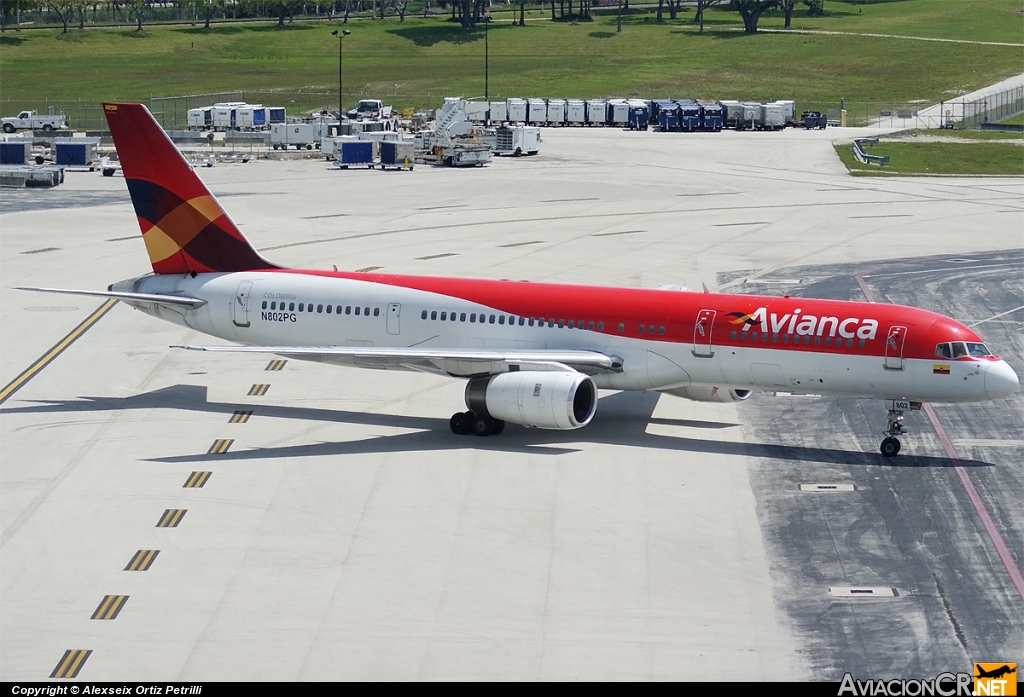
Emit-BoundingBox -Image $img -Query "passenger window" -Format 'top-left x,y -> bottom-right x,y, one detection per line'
519,317 -> 525,326
772,334 -> 779,343
598,322 -> 604,331
291,303 -> 297,311
460,313 -> 466,322
782,334 -> 789,344
548,319 -> 555,327
355,307 -> 361,316
648,325 -> 655,335
441,312 -> 447,321
262,301 -> 268,309
470,313 -> 477,322
299,303 -> 304,311
824,337 -> 831,346
858,339 -> 865,348
751,332 -> 759,341
814,337 -> 820,346
317,304 -> 323,313
451,313 -> 456,322
346,306 -> 352,315
421,310 -> 428,319
934,343 -> 951,359
730,331 -> 737,340
489,315 -> 496,324
431,311 -> 437,320
328,305 -> 334,314
373,308 -> 379,317
528,318 -> 535,326
558,319 -> 565,328
365,307 -> 370,316
638,325 -> 645,334
804,336 -> 811,345
498,315 -> 505,325
335,305 -> 341,314
952,342 -> 968,358
617,323 -> 624,332
588,321 -> 594,330
658,326 -> 665,336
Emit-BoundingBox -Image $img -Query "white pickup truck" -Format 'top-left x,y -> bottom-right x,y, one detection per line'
345,99 -> 394,121
2,110 -> 69,133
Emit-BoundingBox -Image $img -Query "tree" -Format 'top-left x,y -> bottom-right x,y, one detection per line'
197,0 -> 223,28
803,0 -> 822,16
121,0 -> 147,30
47,0 -> 77,32
730,0 -> 777,33
694,0 -> 723,33
779,0 -> 794,27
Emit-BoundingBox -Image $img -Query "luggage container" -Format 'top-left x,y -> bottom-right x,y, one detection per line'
187,108 -> 212,130
738,102 -> 761,130
773,99 -> 796,126
566,100 -> 586,125
270,122 -> 326,150
380,140 -> 415,170
465,101 -> 489,124
252,107 -> 267,128
546,99 -> 566,126
338,140 -> 374,168
268,108 -> 287,124
493,125 -> 541,156
489,101 -> 508,123
585,99 -> 607,126
506,98 -> 527,123
627,99 -> 649,130
212,106 -> 236,131
699,101 -> 723,131
235,107 -> 255,130
54,140 -> 97,166
526,99 -> 547,125
677,100 -> 702,131
719,100 -> 743,129
606,99 -> 629,126
655,101 -> 679,131
758,103 -> 785,131
0,140 -> 31,165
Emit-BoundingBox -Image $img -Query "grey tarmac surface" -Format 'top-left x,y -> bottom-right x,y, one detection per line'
1,125 -> 1021,681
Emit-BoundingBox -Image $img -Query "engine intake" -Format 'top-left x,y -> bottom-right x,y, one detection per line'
661,384 -> 753,403
466,371 -> 598,430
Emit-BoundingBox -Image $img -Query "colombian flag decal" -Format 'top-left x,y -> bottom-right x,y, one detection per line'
934,364 -> 950,375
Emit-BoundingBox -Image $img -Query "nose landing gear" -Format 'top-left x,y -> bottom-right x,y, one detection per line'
880,400 -> 910,457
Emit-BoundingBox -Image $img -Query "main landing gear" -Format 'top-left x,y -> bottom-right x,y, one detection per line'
450,411 -> 505,437
880,402 -> 908,457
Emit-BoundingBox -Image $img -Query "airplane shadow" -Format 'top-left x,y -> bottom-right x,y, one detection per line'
2,384 -> 989,469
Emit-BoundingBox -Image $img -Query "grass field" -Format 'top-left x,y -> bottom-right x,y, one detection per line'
834,138 -> 1024,176
1001,112 -> 1024,125
1,0 -> 1021,125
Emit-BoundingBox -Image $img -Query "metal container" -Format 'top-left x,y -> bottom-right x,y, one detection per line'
380,140 -> 415,168
339,140 -> 374,166
585,99 -> 607,126
0,141 -> 31,165
54,141 -> 97,166
526,99 -> 547,125
566,100 -> 586,125
489,101 -> 508,123
506,98 -> 527,123
546,99 -> 566,126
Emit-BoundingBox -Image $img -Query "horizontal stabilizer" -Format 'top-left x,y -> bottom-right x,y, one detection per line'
17,286 -> 207,308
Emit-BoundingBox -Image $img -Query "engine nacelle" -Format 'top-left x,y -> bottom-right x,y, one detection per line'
662,384 -> 753,403
466,371 -> 598,430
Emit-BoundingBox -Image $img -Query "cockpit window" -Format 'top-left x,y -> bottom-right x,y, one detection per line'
951,342 -> 968,358
966,342 -> 992,357
934,343 -> 952,359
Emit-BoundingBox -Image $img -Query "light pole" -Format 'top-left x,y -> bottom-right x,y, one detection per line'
484,10 -> 491,104
331,29 -> 350,117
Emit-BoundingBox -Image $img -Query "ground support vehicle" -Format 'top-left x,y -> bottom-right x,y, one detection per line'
493,125 -> 541,156
2,111 -> 68,133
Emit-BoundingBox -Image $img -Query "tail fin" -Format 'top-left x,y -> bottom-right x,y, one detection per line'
102,102 -> 277,275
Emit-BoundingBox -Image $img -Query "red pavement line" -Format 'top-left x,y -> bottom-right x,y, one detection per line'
855,270 -> 1024,603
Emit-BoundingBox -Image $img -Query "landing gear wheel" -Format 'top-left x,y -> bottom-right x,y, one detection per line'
491,419 -> 505,435
450,412 -> 469,435
880,437 -> 901,457
472,415 -> 494,437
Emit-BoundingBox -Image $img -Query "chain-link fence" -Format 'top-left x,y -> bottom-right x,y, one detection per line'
832,83 -> 1024,129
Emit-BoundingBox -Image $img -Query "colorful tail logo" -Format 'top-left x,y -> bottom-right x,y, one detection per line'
103,103 -> 277,275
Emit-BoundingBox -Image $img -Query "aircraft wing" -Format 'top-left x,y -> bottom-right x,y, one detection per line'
17,286 -> 207,308
173,344 -> 623,377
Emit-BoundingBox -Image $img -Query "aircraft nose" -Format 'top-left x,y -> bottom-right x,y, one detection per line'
985,360 -> 1019,399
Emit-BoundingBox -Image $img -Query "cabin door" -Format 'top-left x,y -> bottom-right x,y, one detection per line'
692,309 -> 716,358
884,326 -> 906,371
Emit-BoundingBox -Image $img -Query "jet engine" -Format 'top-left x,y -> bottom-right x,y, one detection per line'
662,384 -> 753,403
465,371 -> 598,430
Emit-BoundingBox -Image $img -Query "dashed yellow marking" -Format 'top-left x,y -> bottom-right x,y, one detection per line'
265,359 -> 287,371
208,439 -> 233,454
156,509 -> 186,528
50,649 -> 91,678
91,595 -> 128,620
248,383 -> 270,396
124,549 -> 159,571
184,471 -> 211,488
229,410 -> 252,423
0,299 -> 117,405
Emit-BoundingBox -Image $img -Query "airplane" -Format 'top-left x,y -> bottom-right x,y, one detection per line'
18,103 -> 1019,457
